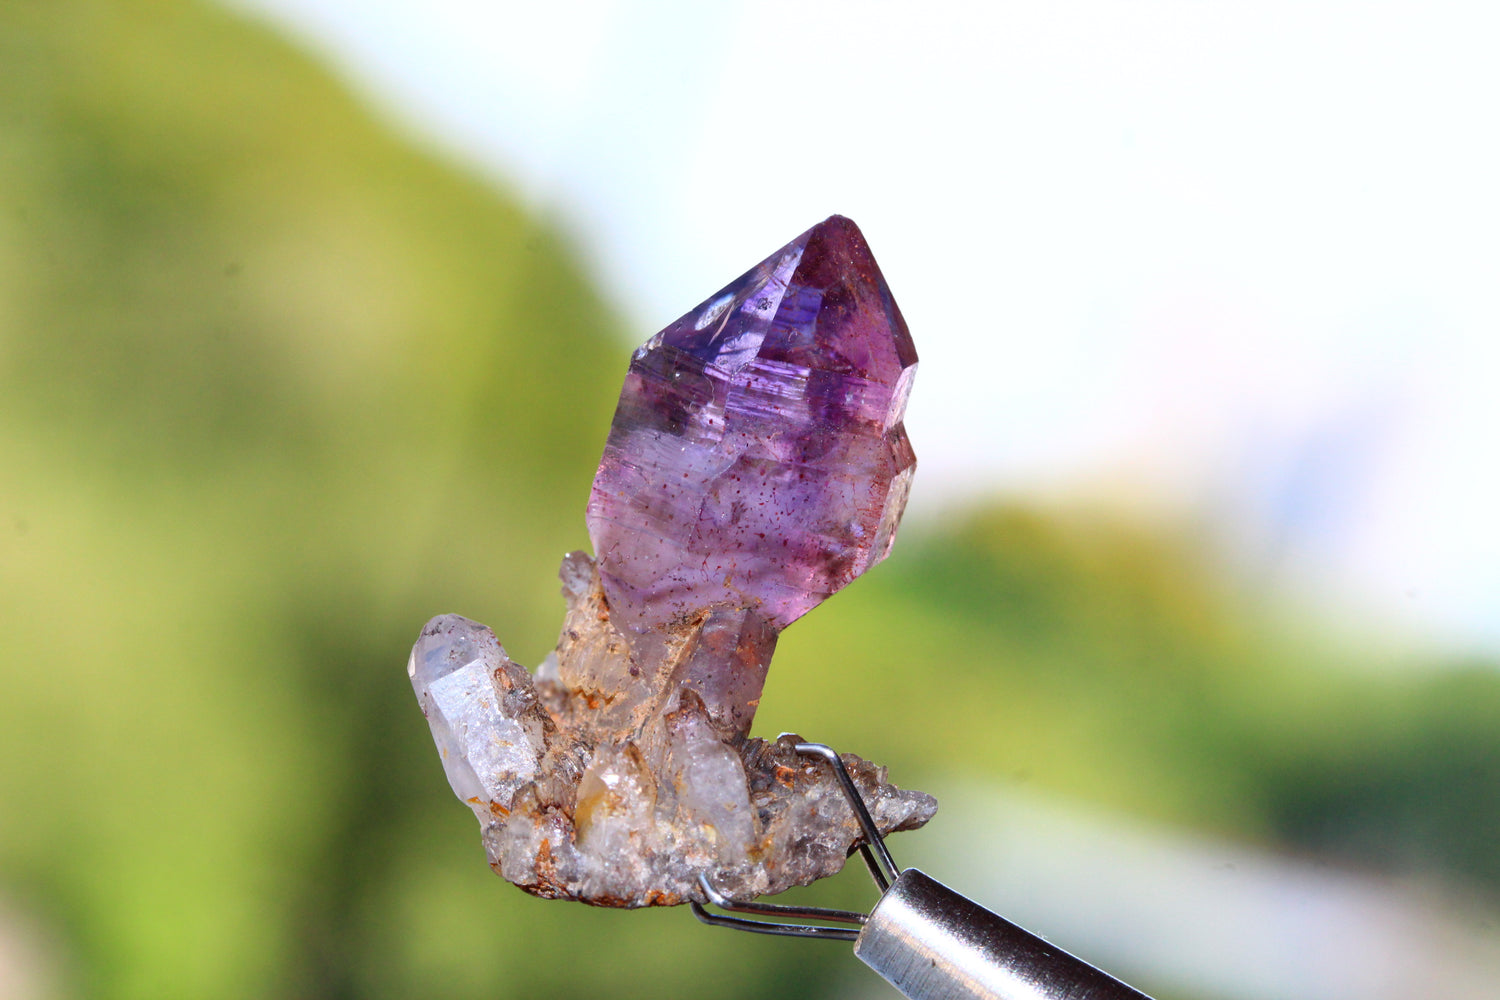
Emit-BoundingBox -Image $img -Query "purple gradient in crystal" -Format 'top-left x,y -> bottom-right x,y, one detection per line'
587,216 -> 917,633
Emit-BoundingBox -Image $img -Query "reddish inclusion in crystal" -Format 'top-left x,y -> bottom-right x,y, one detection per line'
587,216 -> 917,634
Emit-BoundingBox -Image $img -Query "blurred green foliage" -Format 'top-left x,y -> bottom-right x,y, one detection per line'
1,2 -> 1497,999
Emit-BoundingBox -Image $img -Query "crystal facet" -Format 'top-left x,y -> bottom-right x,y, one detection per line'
408,616 -> 548,812
409,218 -> 933,907
587,215 -> 918,635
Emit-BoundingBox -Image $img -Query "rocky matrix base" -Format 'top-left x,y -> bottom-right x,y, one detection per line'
409,216 -> 935,906
410,553 -> 935,907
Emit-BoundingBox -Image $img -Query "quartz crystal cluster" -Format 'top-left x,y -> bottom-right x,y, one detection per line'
409,216 -> 934,907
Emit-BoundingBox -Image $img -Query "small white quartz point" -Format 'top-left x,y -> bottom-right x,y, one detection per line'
409,614 -> 543,815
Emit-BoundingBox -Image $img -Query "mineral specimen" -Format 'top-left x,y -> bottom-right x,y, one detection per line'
409,216 -> 934,907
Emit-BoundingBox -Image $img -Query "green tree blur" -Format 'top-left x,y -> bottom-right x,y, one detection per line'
1,3 -> 1496,999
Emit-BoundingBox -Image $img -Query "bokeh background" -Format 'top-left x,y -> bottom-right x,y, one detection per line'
2,2 -> 1499,999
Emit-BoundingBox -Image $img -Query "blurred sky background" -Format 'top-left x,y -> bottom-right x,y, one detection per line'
231,0 -> 1500,656
4,3 -> 1500,1000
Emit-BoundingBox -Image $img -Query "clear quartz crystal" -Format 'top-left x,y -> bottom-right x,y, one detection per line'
408,616 -> 543,814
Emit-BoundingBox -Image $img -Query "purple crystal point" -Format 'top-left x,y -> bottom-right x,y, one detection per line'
587,216 -> 917,633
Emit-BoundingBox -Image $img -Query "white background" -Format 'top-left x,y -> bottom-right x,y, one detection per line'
231,0 -> 1500,656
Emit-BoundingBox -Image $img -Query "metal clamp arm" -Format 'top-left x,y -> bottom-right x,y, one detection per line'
692,743 -> 1156,1000
857,867 -> 1150,1000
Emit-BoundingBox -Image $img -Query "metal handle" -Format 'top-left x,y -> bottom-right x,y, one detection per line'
855,869 -> 1154,1000
691,745 -> 1156,1000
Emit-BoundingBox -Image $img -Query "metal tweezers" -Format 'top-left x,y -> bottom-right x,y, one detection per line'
692,743 -> 1155,1000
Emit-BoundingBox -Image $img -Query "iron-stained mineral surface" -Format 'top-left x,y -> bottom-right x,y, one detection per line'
409,217 -> 935,907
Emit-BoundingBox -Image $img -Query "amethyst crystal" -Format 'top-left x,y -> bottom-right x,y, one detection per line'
409,217 -> 933,907
588,215 -> 918,635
